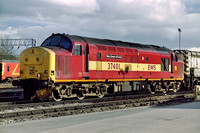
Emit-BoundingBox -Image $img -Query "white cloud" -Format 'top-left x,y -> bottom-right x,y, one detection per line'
0,27 -> 19,38
46,0 -> 99,14
1,0 -> 200,50
117,0 -> 185,23
48,0 -> 97,6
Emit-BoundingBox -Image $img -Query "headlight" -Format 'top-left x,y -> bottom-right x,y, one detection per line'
37,73 -> 41,79
51,71 -> 54,76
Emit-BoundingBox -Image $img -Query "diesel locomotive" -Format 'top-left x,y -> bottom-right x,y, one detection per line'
12,33 -> 200,101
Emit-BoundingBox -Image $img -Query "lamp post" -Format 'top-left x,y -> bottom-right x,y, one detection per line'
178,28 -> 181,50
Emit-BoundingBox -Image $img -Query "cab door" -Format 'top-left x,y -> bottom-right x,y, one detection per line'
82,43 -> 89,78
171,53 -> 174,73
0,63 -> 2,81
82,43 -> 89,74
169,53 -> 175,79
74,42 -> 89,78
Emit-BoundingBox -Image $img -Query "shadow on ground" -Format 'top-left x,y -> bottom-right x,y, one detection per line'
152,97 -> 200,109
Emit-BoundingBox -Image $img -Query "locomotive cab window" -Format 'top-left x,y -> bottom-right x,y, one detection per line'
7,66 -> 10,72
174,55 -> 178,62
161,58 -> 169,71
83,45 -> 85,55
97,53 -> 101,59
41,35 -> 72,52
60,37 -> 72,50
74,44 -> 82,55
145,57 -> 149,62
51,35 -> 61,46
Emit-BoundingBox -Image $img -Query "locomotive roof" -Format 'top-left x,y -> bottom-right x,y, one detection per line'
54,33 -> 172,54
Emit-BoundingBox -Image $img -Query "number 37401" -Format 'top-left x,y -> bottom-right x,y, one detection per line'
107,63 -> 120,70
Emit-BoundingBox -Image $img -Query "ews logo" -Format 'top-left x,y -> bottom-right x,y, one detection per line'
148,65 -> 156,71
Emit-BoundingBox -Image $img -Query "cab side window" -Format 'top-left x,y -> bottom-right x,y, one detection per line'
74,44 -> 82,55
174,55 -> 178,62
97,53 -> 101,59
7,66 -> 10,72
161,58 -> 169,71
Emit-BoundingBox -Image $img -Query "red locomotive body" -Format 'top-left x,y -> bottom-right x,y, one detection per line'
14,33 -> 184,100
53,35 -> 183,83
0,60 -> 20,82
51,36 -> 183,83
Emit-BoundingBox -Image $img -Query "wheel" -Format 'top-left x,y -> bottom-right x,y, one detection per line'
96,86 -> 105,98
173,88 -> 177,92
52,90 -> 62,102
173,82 -> 179,92
97,92 -> 105,98
77,94 -> 85,100
150,91 -> 155,95
162,89 -> 167,94
149,84 -> 156,94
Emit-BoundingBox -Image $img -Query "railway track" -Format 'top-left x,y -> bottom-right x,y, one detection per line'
0,83 -> 23,101
0,91 -> 193,109
0,91 -> 194,125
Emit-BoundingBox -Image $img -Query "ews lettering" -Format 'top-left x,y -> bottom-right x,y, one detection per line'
148,65 -> 156,71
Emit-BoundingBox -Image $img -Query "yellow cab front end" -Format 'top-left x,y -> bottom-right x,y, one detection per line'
14,47 -> 55,100
20,47 -> 55,81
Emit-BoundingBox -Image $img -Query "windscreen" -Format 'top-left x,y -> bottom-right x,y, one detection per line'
41,35 -> 72,51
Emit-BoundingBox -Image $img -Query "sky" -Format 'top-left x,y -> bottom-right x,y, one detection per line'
0,0 -> 200,51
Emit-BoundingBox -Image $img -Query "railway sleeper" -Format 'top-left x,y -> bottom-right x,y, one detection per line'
0,112 -> 17,119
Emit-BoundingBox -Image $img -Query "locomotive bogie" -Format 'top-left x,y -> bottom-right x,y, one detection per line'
51,82 -> 110,101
